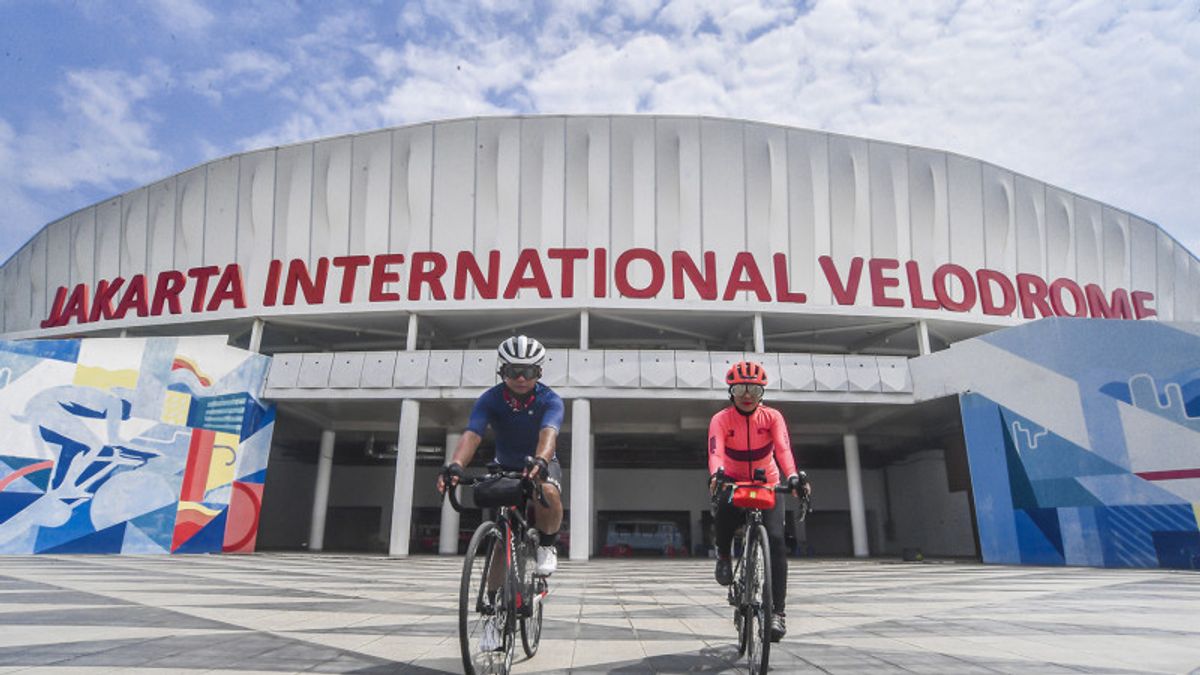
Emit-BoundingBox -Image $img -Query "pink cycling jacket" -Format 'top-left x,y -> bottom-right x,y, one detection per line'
708,404 -> 798,483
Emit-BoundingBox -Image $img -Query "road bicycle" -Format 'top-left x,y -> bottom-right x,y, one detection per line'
446,461 -> 549,675
713,467 -> 809,675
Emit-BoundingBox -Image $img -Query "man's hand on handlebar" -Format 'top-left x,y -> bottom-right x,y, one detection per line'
437,462 -> 464,494
524,456 -> 548,481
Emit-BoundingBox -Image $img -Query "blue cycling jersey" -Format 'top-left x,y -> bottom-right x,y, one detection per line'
465,382 -> 564,469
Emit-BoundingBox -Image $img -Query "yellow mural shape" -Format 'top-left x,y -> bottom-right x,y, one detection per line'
206,431 -> 240,494
73,365 -> 139,390
161,390 -> 191,425
177,501 -> 222,517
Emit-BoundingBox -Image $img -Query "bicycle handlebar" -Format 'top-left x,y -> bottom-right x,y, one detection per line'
444,467 -> 548,513
711,468 -> 812,519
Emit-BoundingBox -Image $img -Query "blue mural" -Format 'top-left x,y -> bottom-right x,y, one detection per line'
0,336 -> 275,554
959,319 -> 1200,569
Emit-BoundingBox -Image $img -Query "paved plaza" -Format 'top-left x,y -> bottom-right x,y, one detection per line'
0,554 -> 1197,674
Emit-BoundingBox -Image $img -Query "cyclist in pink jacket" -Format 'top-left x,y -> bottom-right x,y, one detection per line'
708,360 -> 811,642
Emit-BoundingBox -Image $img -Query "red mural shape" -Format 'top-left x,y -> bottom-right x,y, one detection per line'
223,482 -> 263,553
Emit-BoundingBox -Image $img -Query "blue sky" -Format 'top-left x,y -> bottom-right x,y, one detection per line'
1,0 -> 1198,263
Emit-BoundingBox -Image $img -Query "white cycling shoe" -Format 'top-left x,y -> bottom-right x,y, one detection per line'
535,545 -> 558,575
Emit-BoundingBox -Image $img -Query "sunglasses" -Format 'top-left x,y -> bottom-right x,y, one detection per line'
500,364 -> 542,380
729,384 -> 765,398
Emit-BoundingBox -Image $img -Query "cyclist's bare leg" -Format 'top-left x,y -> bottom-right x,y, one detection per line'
532,481 -> 563,535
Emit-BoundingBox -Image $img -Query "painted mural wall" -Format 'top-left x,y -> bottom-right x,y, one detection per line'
955,319 -> 1200,569
0,336 -> 274,554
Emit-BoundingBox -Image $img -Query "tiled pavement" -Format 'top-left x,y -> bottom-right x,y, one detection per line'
0,555 -> 1197,674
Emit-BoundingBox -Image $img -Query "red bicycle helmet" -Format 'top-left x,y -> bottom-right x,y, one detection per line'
725,360 -> 768,386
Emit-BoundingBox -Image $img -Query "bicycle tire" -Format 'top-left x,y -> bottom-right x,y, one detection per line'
519,579 -> 544,656
745,523 -> 773,675
459,521 -> 510,675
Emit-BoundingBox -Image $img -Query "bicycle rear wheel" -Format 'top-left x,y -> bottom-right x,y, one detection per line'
459,521 -> 511,675
744,523 -> 773,675
520,574 -> 545,657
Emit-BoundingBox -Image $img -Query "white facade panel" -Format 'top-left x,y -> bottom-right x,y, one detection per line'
568,350 -> 603,387
778,353 -> 816,391
655,117 -> 702,263
361,352 -> 399,388
273,144 -> 313,264
1045,187 -> 1075,282
297,353 -> 333,388
828,135 -> 870,297
476,118 -> 520,297
520,117 -> 565,251
908,148 -> 949,277
391,124 -> 434,255
1129,216 -> 1157,307
204,156 -> 239,268
430,121 -> 475,302
237,149 -> 275,310
675,351 -> 711,388
120,188 -> 149,279
639,350 -> 676,388
393,351 -> 430,388
266,353 -> 302,388
461,349 -> 497,387
603,350 -> 639,388
869,141 -> 909,261
312,137 -> 352,264
745,352 -> 782,391
611,117 -> 656,295
542,349 -> 567,387
564,117 -> 611,297
878,356 -> 913,393
350,131 -> 392,256
709,351 -> 743,388
982,164 -> 1016,276
1102,207 -> 1130,290
68,209 -> 95,290
1157,231 -> 1176,321
427,351 -> 464,387
1074,197 -> 1103,288
329,352 -> 366,388
1174,247 -> 1193,321
1014,175 -> 1045,277
813,354 -> 849,392
845,355 -> 883,393
946,154 -> 984,277
95,198 -> 121,285
174,166 -> 206,270
44,219 -> 67,315
701,119 -> 747,302
788,129 -> 830,304
745,124 -> 788,290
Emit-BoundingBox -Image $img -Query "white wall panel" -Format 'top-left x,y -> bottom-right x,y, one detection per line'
813,354 -> 849,392
120,187 -> 149,279
877,356 -> 912,393
844,355 -> 882,393
947,155 -> 984,277
393,351 -> 430,387
175,166 -> 206,270
1157,231 -> 1176,321
147,178 -> 176,279
655,117 -> 701,261
1102,207 -> 1129,290
639,350 -> 676,388
274,144 -> 313,263
908,148 -> 948,277
461,349 -> 497,387
297,353 -> 333,388
1074,197 -> 1103,288
565,118 -> 611,283
788,129 -> 830,304
1174,247 -> 1193,321
68,209 -> 95,290
701,119 -> 746,301
312,137 -> 352,263
709,351 -> 743,387
204,156 -> 238,267
476,118 -> 520,298
778,353 -> 815,391
611,117 -> 656,295
1129,216 -> 1157,303
329,352 -> 366,388
361,352 -> 398,388
45,219 -> 69,312
237,149 -> 275,310
520,117 -> 565,251
829,135 -> 870,292
430,121 -> 476,301
744,352 -> 782,391
542,349 -> 567,387
1045,187 -> 1074,281
95,198 -> 121,284
675,351 -> 711,388
745,124 -> 788,297
1014,175 -> 1045,276
603,350 -> 639,387
350,131 -> 392,303
568,350 -> 603,386
8,246 -> 32,329
391,124 -> 434,254
869,142 -> 909,261
982,164 -> 1016,276
266,353 -> 302,388
1191,258 -> 1200,322
426,351 -> 464,387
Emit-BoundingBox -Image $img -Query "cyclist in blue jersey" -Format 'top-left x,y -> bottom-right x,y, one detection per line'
437,335 -> 564,576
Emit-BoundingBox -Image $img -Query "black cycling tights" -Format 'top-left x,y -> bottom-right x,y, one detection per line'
713,499 -> 788,612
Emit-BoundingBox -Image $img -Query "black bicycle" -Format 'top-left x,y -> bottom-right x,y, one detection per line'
446,461 -> 549,675
713,468 -> 809,675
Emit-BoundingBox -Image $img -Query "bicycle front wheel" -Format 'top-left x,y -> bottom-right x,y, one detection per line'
459,521 -> 510,675
520,575 -> 545,657
744,523 -> 773,675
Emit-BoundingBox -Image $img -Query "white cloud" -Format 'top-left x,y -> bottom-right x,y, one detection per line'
139,0 -> 214,35
189,50 -> 292,102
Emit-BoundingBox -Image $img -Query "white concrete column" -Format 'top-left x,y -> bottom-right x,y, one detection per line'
406,314 -> 419,350
843,432 -> 869,557
580,310 -> 590,350
569,398 -> 592,561
753,313 -> 765,353
439,431 -> 463,554
389,399 -> 421,556
248,318 -> 265,353
308,430 -> 335,551
917,320 -> 931,355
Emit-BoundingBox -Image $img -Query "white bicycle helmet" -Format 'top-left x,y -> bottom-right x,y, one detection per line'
497,335 -> 546,367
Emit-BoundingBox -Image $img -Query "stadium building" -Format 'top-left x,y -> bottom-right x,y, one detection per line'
2,115 -> 1197,568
